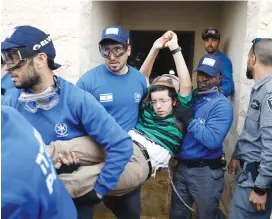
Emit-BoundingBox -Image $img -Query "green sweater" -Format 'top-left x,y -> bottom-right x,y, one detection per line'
136,91 -> 192,156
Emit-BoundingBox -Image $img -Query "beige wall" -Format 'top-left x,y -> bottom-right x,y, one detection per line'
85,1 -> 121,72
119,1 -> 222,70
1,0 -> 82,83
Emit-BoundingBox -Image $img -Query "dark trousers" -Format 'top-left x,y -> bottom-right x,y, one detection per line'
103,185 -> 142,219
74,202 -> 94,219
170,163 -> 224,219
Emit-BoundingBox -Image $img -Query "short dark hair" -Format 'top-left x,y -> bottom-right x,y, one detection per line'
150,85 -> 177,101
253,38 -> 272,66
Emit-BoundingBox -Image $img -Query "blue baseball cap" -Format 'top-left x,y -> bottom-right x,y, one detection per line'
1,25 -> 61,70
195,54 -> 224,76
99,26 -> 129,44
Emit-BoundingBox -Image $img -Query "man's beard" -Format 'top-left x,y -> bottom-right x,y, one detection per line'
205,46 -> 216,55
246,66 -> 254,79
17,62 -> 41,89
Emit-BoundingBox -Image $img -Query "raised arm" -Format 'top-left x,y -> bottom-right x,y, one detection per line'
165,31 -> 192,97
139,34 -> 170,86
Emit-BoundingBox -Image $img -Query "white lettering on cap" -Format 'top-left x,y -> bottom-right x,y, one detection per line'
105,28 -> 119,35
33,35 -> 52,51
202,57 -> 216,67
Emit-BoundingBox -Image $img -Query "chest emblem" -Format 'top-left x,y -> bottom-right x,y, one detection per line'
55,123 -> 68,137
100,93 -> 113,102
134,92 -> 141,103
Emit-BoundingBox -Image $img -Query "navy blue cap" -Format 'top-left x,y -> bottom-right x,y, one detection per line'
99,26 -> 129,44
195,54 -> 224,76
1,25 -> 61,70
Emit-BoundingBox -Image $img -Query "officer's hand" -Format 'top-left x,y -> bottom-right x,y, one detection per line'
227,158 -> 240,175
54,151 -> 78,169
173,103 -> 194,127
249,190 -> 267,211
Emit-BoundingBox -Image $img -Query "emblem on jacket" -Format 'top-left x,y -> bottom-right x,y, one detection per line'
55,123 -> 68,137
134,92 -> 141,103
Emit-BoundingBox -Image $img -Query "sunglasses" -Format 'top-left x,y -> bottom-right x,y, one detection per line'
252,38 -> 262,55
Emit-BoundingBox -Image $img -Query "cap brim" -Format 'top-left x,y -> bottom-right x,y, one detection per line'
1,41 -> 22,51
195,65 -> 219,77
52,63 -> 61,70
99,35 -> 127,44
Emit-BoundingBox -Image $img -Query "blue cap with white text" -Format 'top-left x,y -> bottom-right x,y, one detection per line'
1,25 -> 61,70
99,26 -> 129,44
195,54 -> 224,77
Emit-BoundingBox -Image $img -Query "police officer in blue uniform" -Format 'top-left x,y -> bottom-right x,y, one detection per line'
1,25 -> 134,219
77,26 -> 147,219
1,106 -> 77,219
228,38 -> 272,219
202,27 -> 234,97
170,55 -> 233,219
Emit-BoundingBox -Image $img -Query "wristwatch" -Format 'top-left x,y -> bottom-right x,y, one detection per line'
171,47 -> 182,55
253,186 -> 268,196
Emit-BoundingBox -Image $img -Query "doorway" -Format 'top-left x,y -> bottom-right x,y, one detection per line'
128,30 -> 195,80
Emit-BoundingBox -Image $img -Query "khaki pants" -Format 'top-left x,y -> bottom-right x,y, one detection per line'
48,136 -> 149,198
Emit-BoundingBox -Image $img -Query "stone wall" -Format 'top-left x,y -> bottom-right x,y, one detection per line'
2,0 -> 84,84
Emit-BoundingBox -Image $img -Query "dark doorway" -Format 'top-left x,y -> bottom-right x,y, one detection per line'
128,30 -> 195,80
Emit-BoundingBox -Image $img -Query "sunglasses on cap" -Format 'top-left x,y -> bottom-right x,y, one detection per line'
1,48 -> 28,71
1,35 -> 52,71
99,43 -> 128,58
252,38 -> 262,56
202,29 -> 220,40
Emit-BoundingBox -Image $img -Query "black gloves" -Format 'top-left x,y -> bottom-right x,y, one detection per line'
73,189 -> 102,205
173,103 -> 194,127
56,163 -> 80,175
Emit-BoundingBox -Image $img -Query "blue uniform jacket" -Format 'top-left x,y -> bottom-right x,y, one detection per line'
2,76 -> 133,196
2,106 -> 77,219
177,89 -> 233,160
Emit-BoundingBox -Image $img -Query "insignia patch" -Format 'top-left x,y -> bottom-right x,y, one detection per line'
267,96 -> 272,112
251,99 -> 261,110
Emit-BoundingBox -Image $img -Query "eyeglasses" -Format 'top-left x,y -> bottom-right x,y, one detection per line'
99,43 -> 128,58
150,99 -> 172,106
252,38 -> 262,55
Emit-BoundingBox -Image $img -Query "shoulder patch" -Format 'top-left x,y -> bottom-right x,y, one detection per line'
267,96 -> 272,112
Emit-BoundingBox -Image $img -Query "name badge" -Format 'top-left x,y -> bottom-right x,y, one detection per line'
100,93 -> 113,102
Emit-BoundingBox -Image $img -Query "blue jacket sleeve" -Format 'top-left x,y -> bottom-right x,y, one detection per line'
1,106 -> 77,219
220,58 -> 234,97
74,91 -> 133,196
187,100 -> 233,149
